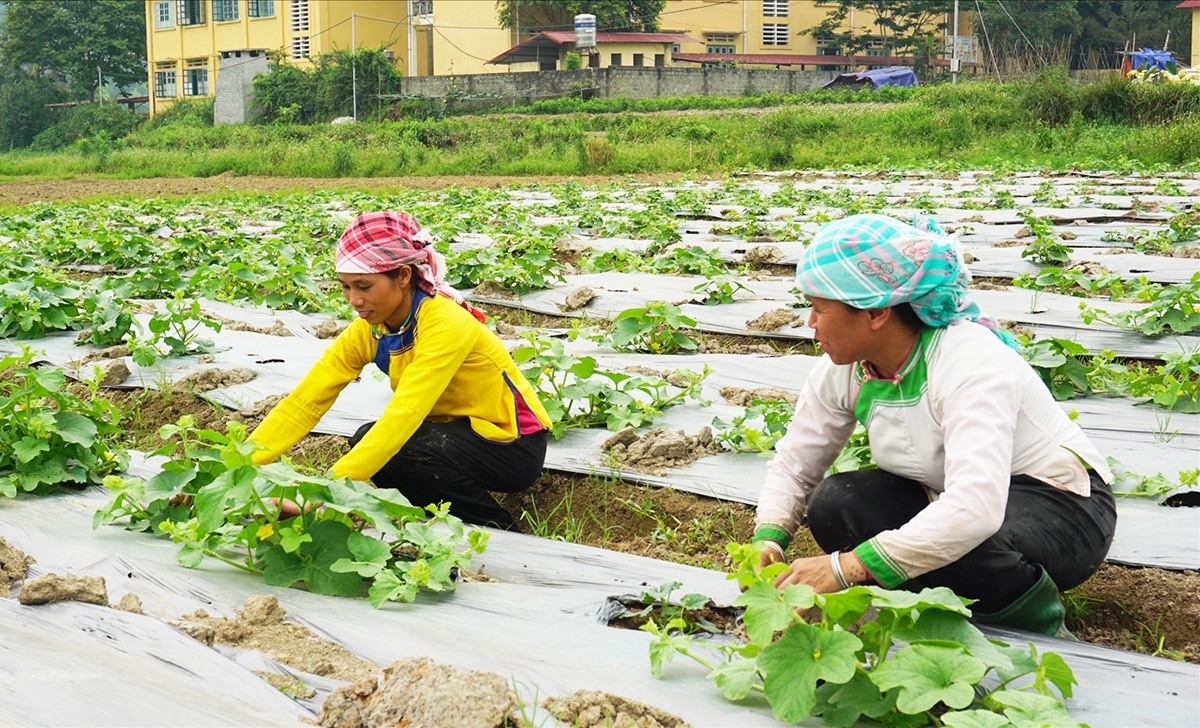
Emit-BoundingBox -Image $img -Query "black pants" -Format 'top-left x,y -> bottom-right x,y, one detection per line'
805,469 -> 1116,612
349,419 -> 547,530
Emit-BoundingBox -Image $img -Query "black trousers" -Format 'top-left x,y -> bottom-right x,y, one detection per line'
348,419 -> 547,531
805,469 -> 1117,612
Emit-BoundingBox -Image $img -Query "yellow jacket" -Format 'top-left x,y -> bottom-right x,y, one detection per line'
250,292 -> 551,482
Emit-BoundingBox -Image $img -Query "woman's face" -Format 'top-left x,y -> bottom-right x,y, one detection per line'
806,296 -> 874,365
338,270 -> 412,331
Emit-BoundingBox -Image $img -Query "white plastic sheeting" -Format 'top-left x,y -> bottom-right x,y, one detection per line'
1,484 -> 1197,728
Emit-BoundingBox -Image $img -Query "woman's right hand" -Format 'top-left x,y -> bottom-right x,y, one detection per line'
756,540 -> 786,569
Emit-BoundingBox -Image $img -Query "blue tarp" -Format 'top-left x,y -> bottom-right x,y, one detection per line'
823,65 -> 918,89
1130,48 -> 1175,71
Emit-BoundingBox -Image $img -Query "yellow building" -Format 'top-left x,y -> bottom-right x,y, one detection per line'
146,1 -> 971,115
1181,0 -> 1200,67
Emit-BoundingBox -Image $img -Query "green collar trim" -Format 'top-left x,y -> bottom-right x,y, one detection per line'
853,327 -> 941,427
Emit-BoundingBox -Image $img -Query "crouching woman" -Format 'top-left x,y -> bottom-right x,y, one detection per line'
249,211 -> 551,530
754,213 -> 1116,636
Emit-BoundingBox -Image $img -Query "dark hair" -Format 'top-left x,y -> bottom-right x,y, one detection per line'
382,265 -> 409,280
892,302 -> 926,331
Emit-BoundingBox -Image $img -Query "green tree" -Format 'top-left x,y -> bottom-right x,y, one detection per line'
494,0 -> 666,33
0,0 -> 145,102
805,0 -> 954,56
0,66 -> 65,149
1076,0 -> 1191,60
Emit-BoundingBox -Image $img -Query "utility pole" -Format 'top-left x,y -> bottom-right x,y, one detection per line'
951,0 -> 960,85
352,11 -> 358,121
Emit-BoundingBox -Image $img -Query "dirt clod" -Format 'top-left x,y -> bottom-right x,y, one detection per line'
171,595 -> 380,683
719,385 -> 798,407
174,367 -> 257,393
745,308 -> 802,332
114,593 -> 144,613
560,286 -> 596,311
543,690 -> 690,728
743,244 -> 784,266
318,656 -> 516,728
314,318 -> 345,339
18,573 -> 108,606
603,427 -> 724,476
0,537 -> 34,595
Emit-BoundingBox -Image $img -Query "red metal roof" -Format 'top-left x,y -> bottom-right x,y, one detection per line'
671,53 -> 965,68
488,31 -> 699,65
1178,0 -> 1200,8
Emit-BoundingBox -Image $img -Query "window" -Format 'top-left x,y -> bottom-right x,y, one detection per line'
632,53 -> 644,67
212,0 -> 238,22
153,1 -> 174,29
154,66 -> 177,97
816,36 -> 841,70
763,0 -> 789,17
705,33 -> 736,54
654,53 -> 664,67
706,33 -> 736,43
248,0 -> 274,18
762,23 -> 789,46
412,0 -> 433,15
290,36 -> 311,59
290,0 -> 309,32
183,62 -> 208,96
610,53 -> 622,66
865,38 -> 887,57
707,44 -> 735,54
177,0 -> 205,25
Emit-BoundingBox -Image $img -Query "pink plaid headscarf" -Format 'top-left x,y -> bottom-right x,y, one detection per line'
335,211 -> 485,323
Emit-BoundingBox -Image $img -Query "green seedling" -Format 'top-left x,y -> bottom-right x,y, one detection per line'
0,348 -> 128,496
602,301 -> 699,355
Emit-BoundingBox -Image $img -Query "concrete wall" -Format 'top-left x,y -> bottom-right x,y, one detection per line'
214,50 -> 269,124
399,66 -> 839,105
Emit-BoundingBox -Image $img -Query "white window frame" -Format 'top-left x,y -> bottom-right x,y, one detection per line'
154,1 -> 174,29
762,23 -> 790,46
183,61 -> 209,96
212,0 -> 239,22
248,0 -> 275,18
763,0 -> 790,18
706,44 -> 736,54
154,68 -> 178,98
177,0 -> 205,25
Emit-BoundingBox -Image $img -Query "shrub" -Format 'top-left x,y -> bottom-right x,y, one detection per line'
29,103 -> 143,151
141,98 -> 214,132
1015,66 -> 1078,125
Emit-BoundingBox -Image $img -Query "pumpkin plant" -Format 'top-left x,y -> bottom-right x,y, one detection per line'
95,417 -> 487,607
642,543 -> 1082,727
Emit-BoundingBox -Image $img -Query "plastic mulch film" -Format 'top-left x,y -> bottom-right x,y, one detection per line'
4,307 -> 1196,571
1,485 -> 1197,727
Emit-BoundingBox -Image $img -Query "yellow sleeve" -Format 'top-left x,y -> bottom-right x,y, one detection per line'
250,323 -> 372,465
329,302 -> 474,481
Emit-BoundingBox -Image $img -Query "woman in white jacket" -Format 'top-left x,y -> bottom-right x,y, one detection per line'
755,214 -> 1116,636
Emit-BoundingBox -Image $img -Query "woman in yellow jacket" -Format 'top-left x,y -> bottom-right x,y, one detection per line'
249,211 -> 551,529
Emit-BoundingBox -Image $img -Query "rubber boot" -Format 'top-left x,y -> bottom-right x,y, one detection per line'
972,567 -> 1072,638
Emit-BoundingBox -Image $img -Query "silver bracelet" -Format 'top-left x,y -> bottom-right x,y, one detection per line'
830,550 -> 852,590
761,540 -> 785,560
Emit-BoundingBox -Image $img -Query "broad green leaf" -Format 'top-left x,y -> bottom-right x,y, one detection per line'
869,643 -> 985,714
734,581 -> 815,646
52,411 -> 98,446
708,658 -> 759,701
368,568 -> 418,607
278,523 -> 313,553
263,520 -> 360,596
942,709 -> 1012,728
194,465 -> 258,532
758,623 -> 861,723
817,586 -> 875,628
144,467 -> 197,502
894,609 -> 1013,671
1039,651 -> 1077,699
176,543 -> 205,569
13,437 -> 50,464
814,671 -> 896,727
992,689 -> 1082,727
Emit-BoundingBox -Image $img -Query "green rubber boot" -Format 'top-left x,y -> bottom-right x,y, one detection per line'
972,567 -> 1073,638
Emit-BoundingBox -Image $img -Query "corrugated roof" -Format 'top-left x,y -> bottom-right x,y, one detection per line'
488,31 -> 699,65
672,53 -> 963,68
1177,0 -> 1200,8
